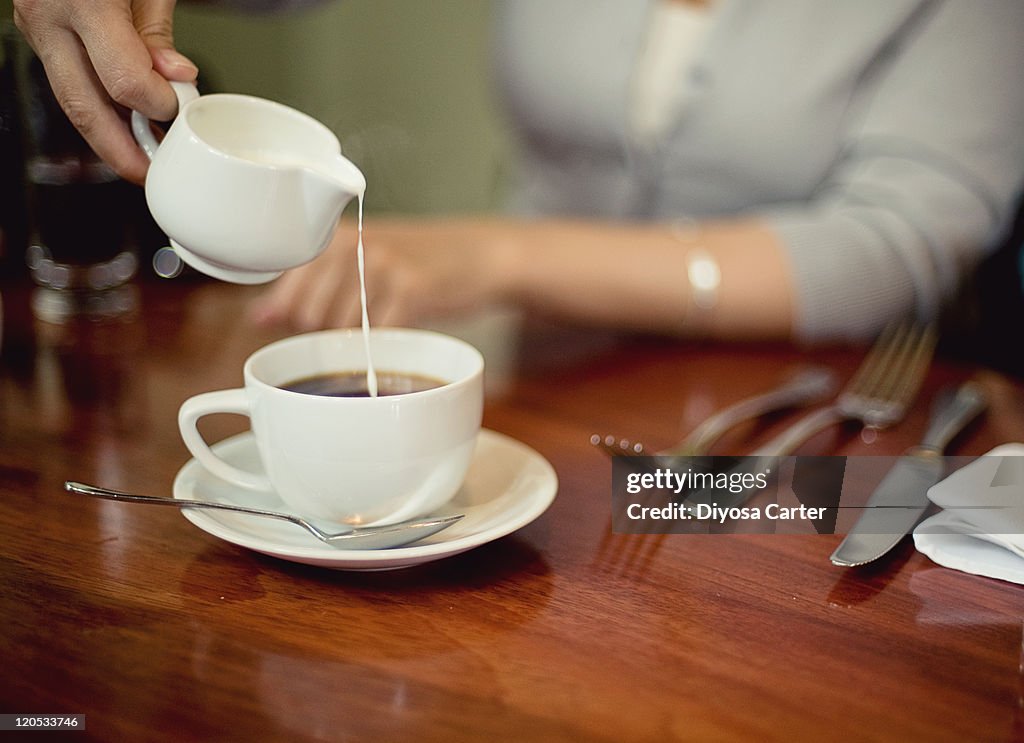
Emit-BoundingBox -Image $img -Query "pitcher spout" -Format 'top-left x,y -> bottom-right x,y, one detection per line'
321,153 -> 367,198
301,153 -> 367,240
302,153 -> 366,201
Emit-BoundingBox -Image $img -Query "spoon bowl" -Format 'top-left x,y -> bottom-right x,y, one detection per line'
65,481 -> 462,549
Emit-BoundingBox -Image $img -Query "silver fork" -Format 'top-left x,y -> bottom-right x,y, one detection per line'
591,366 -> 837,460
683,321 -> 938,510
750,321 -> 937,457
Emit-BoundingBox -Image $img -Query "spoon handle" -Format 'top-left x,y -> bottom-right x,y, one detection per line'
65,481 -> 312,528
64,481 -> 464,546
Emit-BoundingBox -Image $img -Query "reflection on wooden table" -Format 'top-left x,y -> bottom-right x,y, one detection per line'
1,279 -> 1023,742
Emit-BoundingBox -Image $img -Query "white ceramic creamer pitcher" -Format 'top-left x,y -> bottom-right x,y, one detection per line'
131,82 -> 365,284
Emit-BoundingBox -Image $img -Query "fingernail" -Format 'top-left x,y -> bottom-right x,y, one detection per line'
155,48 -> 198,77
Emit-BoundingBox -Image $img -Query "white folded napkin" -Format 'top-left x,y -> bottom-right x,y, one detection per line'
913,444 -> 1024,584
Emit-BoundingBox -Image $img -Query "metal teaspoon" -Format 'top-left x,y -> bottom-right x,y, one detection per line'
65,481 -> 463,549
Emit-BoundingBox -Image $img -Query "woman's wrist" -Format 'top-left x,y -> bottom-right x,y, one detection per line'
670,221 -> 721,336
479,220 -> 532,306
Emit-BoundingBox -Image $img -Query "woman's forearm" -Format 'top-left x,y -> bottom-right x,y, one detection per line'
495,218 -> 795,339
251,215 -> 796,337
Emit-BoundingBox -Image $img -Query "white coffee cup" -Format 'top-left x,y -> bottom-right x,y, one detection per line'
178,329 -> 484,525
132,82 -> 366,285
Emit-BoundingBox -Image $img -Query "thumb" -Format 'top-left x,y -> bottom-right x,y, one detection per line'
134,0 -> 198,82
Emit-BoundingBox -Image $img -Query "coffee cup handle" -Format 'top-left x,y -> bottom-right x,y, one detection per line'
178,389 -> 273,491
131,81 -> 201,160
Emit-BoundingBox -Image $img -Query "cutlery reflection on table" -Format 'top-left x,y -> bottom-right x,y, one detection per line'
594,367 -> 835,573
829,382 -> 988,566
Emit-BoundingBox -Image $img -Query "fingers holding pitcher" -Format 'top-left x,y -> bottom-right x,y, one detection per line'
13,0 -> 198,184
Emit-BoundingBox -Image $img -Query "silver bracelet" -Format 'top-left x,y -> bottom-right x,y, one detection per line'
671,221 -> 721,334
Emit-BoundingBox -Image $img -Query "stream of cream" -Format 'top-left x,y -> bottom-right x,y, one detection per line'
356,194 -> 378,397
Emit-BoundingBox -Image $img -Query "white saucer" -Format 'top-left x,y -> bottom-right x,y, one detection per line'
173,429 -> 558,570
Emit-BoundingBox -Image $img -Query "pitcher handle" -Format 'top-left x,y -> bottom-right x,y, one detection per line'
131,81 -> 200,160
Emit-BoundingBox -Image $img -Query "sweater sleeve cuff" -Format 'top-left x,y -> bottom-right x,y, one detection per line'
764,209 -> 930,343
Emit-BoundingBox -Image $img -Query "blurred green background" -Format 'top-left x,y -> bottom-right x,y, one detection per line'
2,0 -> 511,214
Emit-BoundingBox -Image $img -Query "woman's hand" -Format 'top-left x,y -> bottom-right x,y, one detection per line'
250,215 -> 793,338
249,218 -> 518,331
13,0 -> 198,184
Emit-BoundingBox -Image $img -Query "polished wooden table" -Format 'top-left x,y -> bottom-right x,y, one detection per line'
2,279 -> 1023,742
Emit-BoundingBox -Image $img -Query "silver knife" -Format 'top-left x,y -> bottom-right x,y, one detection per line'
829,382 -> 988,567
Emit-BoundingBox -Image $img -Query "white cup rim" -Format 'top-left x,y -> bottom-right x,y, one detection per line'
243,327 -> 485,401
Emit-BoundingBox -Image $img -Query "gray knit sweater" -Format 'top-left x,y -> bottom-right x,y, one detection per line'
493,0 -> 1024,341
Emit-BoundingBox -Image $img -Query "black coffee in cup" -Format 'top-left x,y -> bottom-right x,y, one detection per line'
281,370 -> 443,398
